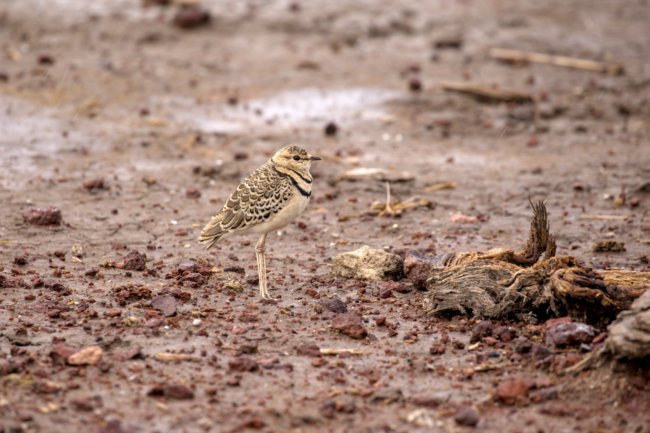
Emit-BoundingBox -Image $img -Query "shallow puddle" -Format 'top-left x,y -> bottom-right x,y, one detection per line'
170,87 -> 402,134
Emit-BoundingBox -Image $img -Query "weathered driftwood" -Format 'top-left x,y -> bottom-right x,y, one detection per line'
424,201 -> 649,327
567,290 -> 650,372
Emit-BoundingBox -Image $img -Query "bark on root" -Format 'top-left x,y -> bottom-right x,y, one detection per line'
424,201 -> 648,328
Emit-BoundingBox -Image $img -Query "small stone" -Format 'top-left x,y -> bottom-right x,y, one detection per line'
71,244 -> 84,259
22,206 -> 62,226
469,321 -> 494,343
172,5 -> 211,29
319,297 -> 347,313
331,312 -> 367,339
44,279 -> 70,294
192,318 -> 202,327
111,345 -> 142,361
433,33 -> 463,49
495,377 -> 531,405
403,251 -> 437,290
148,383 -> 195,399
493,325 -> 518,342
228,356 -> 259,372
122,316 -> 141,327
33,380 -> 64,394
185,188 -> 201,199
324,122 -> 338,136
50,344 -> 77,365
83,178 -> 109,193
296,343 -> 321,357
546,322 -> 596,348
429,342 -> 446,355
68,346 -> 103,366
454,405 -> 480,427
122,250 -> 146,271
105,308 -> 122,318
238,343 -> 258,355
408,78 -> 422,92
37,54 -> 55,65
151,294 -> 177,317
331,246 -> 403,281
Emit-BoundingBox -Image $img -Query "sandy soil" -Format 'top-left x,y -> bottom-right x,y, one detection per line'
1,1 -> 649,432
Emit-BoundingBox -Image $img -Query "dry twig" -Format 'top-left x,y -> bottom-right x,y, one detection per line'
490,48 -> 624,75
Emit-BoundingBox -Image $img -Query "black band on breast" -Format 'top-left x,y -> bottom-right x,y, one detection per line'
289,176 -> 311,197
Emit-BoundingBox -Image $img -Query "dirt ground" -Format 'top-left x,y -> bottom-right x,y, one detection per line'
1,1 -> 649,432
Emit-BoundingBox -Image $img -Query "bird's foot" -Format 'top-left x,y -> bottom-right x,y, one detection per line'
260,295 -> 278,304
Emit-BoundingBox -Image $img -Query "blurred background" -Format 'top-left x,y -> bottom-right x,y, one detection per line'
1,2 -> 649,432
1,0 -> 648,261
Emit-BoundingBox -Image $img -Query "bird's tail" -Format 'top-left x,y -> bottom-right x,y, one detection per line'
198,214 -> 225,249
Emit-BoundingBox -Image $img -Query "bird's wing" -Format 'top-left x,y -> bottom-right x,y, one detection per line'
198,164 -> 293,247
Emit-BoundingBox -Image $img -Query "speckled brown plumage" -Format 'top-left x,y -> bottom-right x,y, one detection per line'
198,162 -> 295,248
198,145 -> 320,299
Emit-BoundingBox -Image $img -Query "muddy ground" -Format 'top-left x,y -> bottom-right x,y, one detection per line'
1,1 -> 649,432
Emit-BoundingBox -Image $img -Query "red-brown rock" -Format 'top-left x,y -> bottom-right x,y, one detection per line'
546,322 -> 596,348
228,356 -> 259,372
121,250 -> 146,271
495,377 -> 532,405
151,295 -> 177,317
331,312 -> 367,339
22,207 -> 62,226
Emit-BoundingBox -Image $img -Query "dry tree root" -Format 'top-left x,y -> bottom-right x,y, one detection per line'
424,200 -> 649,328
566,289 -> 650,372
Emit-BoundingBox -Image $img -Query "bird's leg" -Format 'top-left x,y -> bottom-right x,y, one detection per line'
382,181 -> 395,216
255,233 -> 269,299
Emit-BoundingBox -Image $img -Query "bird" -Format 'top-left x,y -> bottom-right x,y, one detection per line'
198,145 -> 321,299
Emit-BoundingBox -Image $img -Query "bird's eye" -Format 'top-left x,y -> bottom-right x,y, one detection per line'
293,155 -> 301,161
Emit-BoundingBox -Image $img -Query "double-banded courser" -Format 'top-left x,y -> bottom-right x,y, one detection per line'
198,145 -> 320,299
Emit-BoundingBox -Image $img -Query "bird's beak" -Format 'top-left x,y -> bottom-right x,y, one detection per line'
309,155 -> 321,161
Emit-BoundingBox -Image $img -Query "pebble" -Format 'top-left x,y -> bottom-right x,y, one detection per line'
470,320 -> 494,343
454,405 -> 480,427
148,382 -> 195,399
151,294 -> 177,317
68,346 -> 103,366
495,377 -> 532,405
296,343 -> 321,357
403,251 -> 437,290
546,322 -> 596,348
172,5 -> 211,29
83,178 -> 109,193
324,122 -> 338,136
228,356 -> 259,372
121,250 -> 146,271
331,246 -> 403,281
319,297 -> 348,313
331,312 -> 368,339
22,206 -> 62,226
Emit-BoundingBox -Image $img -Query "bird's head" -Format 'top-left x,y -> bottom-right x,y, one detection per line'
271,145 -> 321,173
